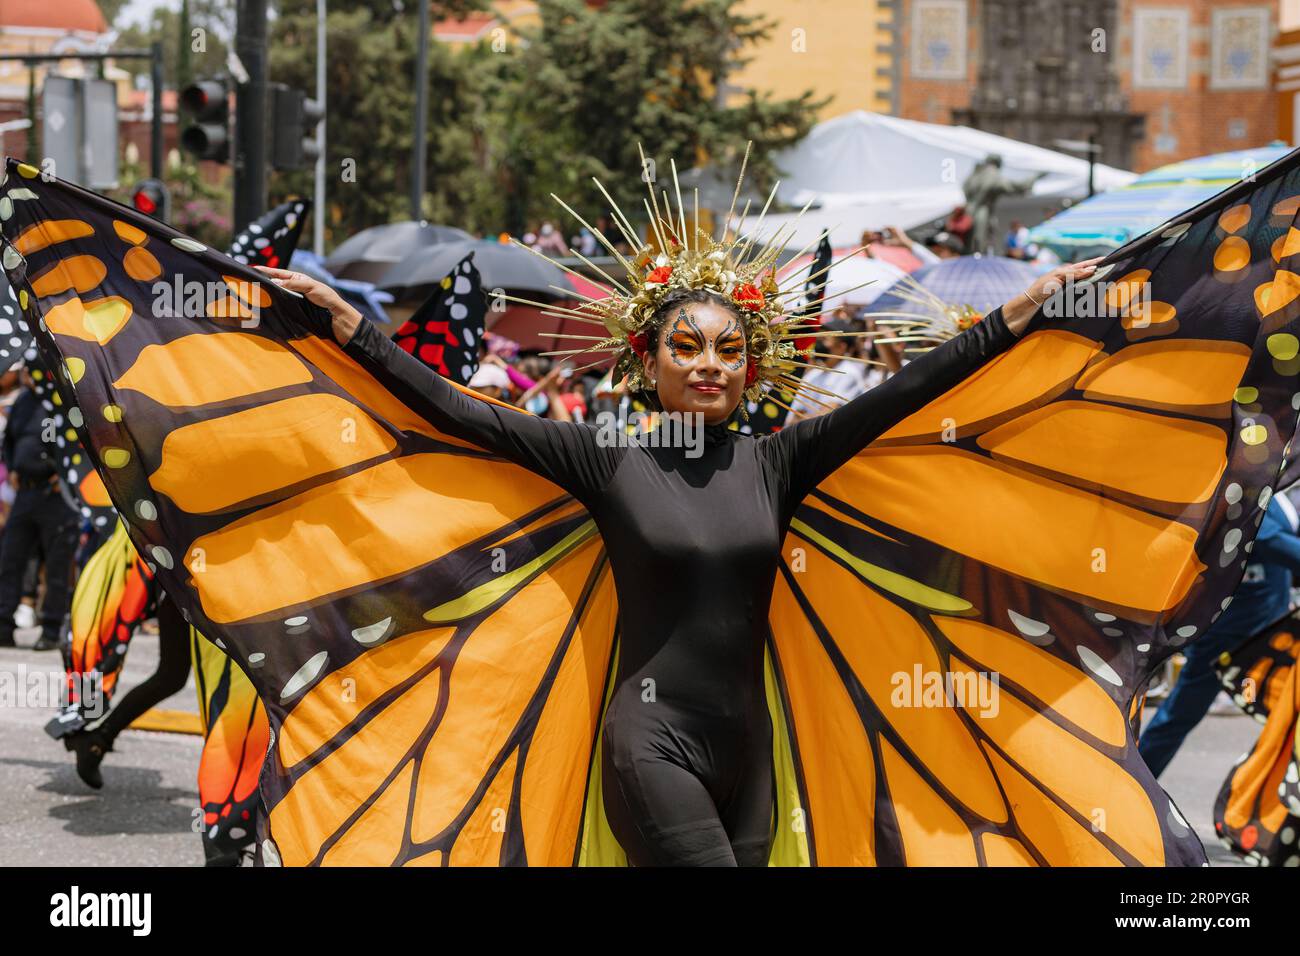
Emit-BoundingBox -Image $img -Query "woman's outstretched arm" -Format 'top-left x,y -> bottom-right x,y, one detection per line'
254,266 -> 623,502
763,257 -> 1102,509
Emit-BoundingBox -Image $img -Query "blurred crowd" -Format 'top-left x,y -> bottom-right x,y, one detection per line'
0,368 -> 81,650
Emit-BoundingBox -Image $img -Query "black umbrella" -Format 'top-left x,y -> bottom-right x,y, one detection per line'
324,220 -> 473,284
378,238 -> 578,302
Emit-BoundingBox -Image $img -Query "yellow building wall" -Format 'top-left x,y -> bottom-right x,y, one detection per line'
727,0 -> 895,119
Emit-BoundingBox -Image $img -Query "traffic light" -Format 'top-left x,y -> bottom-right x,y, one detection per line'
179,78 -> 231,163
130,178 -> 170,222
269,83 -> 323,171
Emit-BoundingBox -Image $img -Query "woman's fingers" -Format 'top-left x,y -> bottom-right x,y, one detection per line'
252,265 -> 297,281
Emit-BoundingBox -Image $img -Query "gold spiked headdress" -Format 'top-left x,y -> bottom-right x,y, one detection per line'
502,142 -> 881,416
865,274 -> 987,356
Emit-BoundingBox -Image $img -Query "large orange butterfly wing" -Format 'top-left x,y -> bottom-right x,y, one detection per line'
766,152 -> 1300,865
0,160 -> 620,866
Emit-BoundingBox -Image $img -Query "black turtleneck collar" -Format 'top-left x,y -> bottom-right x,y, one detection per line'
703,419 -> 735,445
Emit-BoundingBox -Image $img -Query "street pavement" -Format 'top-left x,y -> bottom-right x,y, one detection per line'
0,626 -> 1265,867
0,626 -> 204,866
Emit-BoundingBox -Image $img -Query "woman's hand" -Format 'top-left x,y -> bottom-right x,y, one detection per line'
1001,256 -> 1105,335
253,265 -> 363,346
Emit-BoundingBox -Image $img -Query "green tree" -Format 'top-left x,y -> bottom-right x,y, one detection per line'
263,0 -> 823,249
97,0 -> 133,28
492,0 -> 827,236
268,0 -> 493,245
113,0 -> 230,86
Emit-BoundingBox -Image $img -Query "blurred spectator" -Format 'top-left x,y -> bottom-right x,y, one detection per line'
0,365 -> 78,650
534,221 -> 568,255
944,205 -> 974,251
787,318 -> 881,420
466,363 -> 511,401
1005,219 -> 1033,259
575,226 -> 599,257
885,225 -> 962,265
925,231 -> 964,261
859,229 -> 884,253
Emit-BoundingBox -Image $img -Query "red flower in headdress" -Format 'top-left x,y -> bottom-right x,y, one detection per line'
732,283 -> 765,311
628,330 -> 649,356
646,265 -> 673,286
745,356 -> 759,387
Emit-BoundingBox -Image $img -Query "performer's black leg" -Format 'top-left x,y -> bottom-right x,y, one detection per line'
718,709 -> 776,867
93,597 -> 192,745
601,742 -> 737,866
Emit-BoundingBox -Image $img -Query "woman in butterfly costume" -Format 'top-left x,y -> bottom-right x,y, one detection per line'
5,146 -> 1300,866
258,257 -> 1078,866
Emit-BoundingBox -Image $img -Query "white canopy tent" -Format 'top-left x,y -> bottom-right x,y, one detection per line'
732,111 -> 1136,249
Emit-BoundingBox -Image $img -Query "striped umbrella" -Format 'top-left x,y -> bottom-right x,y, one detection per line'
869,254 -> 1041,321
1030,144 -> 1293,258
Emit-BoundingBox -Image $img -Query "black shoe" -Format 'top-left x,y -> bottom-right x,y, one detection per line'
64,728 -> 111,790
32,634 -> 59,651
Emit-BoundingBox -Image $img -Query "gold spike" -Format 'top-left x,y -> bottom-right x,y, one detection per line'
693,186 -> 700,253
639,143 -> 672,251
786,376 -> 848,399
538,311 -> 609,327
752,198 -> 819,271
778,329 -> 886,339
823,353 -> 888,367
671,158 -> 688,244
564,251 -> 627,299
721,140 -> 753,242
508,235 -> 630,296
539,347 -> 619,357
775,243 -> 872,297
789,390 -> 841,413
547,193 -> 636,279
783,358 -> 843,372
547,282 -> 607,306
661,189 -> 681,245
759,390 -> 800,415
737,178 -> 781,262
566,355 -> 617,376
732,198 -> 753,245
643,197 -> 669,256
590,176 -> 643,252
496,291 -> 603,316
785,278 -> 880,312
538,332 -> 615,341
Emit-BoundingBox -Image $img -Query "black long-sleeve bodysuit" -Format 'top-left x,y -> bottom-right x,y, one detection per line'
344,305 -> 1019,866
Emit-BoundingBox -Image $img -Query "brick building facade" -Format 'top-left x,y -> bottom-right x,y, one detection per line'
893,0 -> 1283,173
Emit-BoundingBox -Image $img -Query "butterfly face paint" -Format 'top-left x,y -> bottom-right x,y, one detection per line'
644,301 -> 747,425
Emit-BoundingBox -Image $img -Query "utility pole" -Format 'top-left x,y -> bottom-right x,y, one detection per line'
410,0 -> 431,221
150,41 -> 163,179
234,0 -> 269,232
314,0 -> 327,257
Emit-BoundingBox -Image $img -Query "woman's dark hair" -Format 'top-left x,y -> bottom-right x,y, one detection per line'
643,287 -> 745,354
